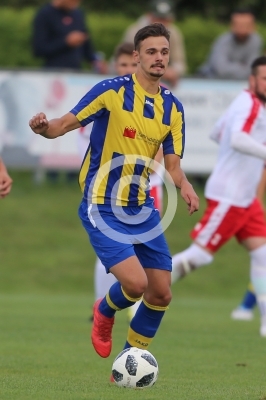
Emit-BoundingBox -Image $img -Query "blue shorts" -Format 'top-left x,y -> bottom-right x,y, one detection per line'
78,199 -> 172,272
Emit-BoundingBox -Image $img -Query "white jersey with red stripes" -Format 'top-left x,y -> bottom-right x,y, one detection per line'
205,90 -> 266,207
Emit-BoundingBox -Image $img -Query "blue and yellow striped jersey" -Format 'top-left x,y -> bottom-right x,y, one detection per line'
70,73 -> 185,206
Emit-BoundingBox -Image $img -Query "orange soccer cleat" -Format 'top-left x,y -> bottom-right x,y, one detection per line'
91,298 -> 114,358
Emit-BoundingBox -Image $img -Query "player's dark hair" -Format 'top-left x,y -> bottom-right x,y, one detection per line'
251,56 -> 266,75
113,42 -> 135,61
134,23 -> 170,51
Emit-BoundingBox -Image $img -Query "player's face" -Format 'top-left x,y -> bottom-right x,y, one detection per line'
135,36 -> 170,79
251,65 -> 266,103
115,54 -> 138,76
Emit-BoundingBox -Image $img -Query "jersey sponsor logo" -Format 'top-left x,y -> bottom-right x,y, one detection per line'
123,126 -> 137,139
137,132 -> 160,146
145,99 -> 154,107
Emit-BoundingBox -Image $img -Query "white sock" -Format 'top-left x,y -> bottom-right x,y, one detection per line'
172,243 -> 213,283
250,245 -> 266,328
94,257 -> 117,300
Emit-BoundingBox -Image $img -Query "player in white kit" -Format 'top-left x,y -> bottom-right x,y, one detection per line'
77,42 -> 164,319
171,55 -> 266,337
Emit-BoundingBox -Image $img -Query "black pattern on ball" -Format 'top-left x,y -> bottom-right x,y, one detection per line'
125,355 -> 138,376
141,353 -> 158,367
112,369 -> 123,382
113,348 -> 131,362
136,372 -> 155,387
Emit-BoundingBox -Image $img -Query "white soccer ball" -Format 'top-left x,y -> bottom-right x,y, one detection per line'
111,347 -> 159,389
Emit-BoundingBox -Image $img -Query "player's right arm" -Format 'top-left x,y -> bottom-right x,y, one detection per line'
29,112 -> 81,139
29,80 -> 114,139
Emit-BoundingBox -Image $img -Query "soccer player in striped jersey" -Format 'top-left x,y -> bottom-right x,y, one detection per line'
171,56 -> 266,337
29,23 -> 199,361
77,42 -> 164,321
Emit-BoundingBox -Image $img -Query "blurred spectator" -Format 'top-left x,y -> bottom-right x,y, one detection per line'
119,0 -> 186,87
32,0 -> 108,183
32,0 -> 107,74
197,8 -> 263,79
0,158 -> 12,198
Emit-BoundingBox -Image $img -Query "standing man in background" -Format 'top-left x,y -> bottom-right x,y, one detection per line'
32,0 -> 107,73
197,8 -> 263,79
0,158 -> 12,198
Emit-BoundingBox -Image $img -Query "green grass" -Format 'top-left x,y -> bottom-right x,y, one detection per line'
1,294 -> 266,400
1,172 -> 266,399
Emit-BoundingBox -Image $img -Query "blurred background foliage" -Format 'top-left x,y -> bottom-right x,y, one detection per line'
1,0 -> 266,20
1,7 -> 266,74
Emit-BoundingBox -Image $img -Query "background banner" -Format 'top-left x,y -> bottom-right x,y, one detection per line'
0,70 -> 246,174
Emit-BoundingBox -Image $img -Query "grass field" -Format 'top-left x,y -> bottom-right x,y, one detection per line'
1,172 -> 266,400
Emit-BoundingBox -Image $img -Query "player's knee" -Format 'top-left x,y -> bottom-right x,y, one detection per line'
146,287 -> 172,307
123,276 -> 148,298
160,289 -> 172,306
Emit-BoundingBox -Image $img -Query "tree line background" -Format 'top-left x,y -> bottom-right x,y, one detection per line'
1,0 -> 266,20
1,2 -> 266,74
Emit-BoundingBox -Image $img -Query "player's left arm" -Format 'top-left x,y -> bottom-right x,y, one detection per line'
164,154 -> 199,215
